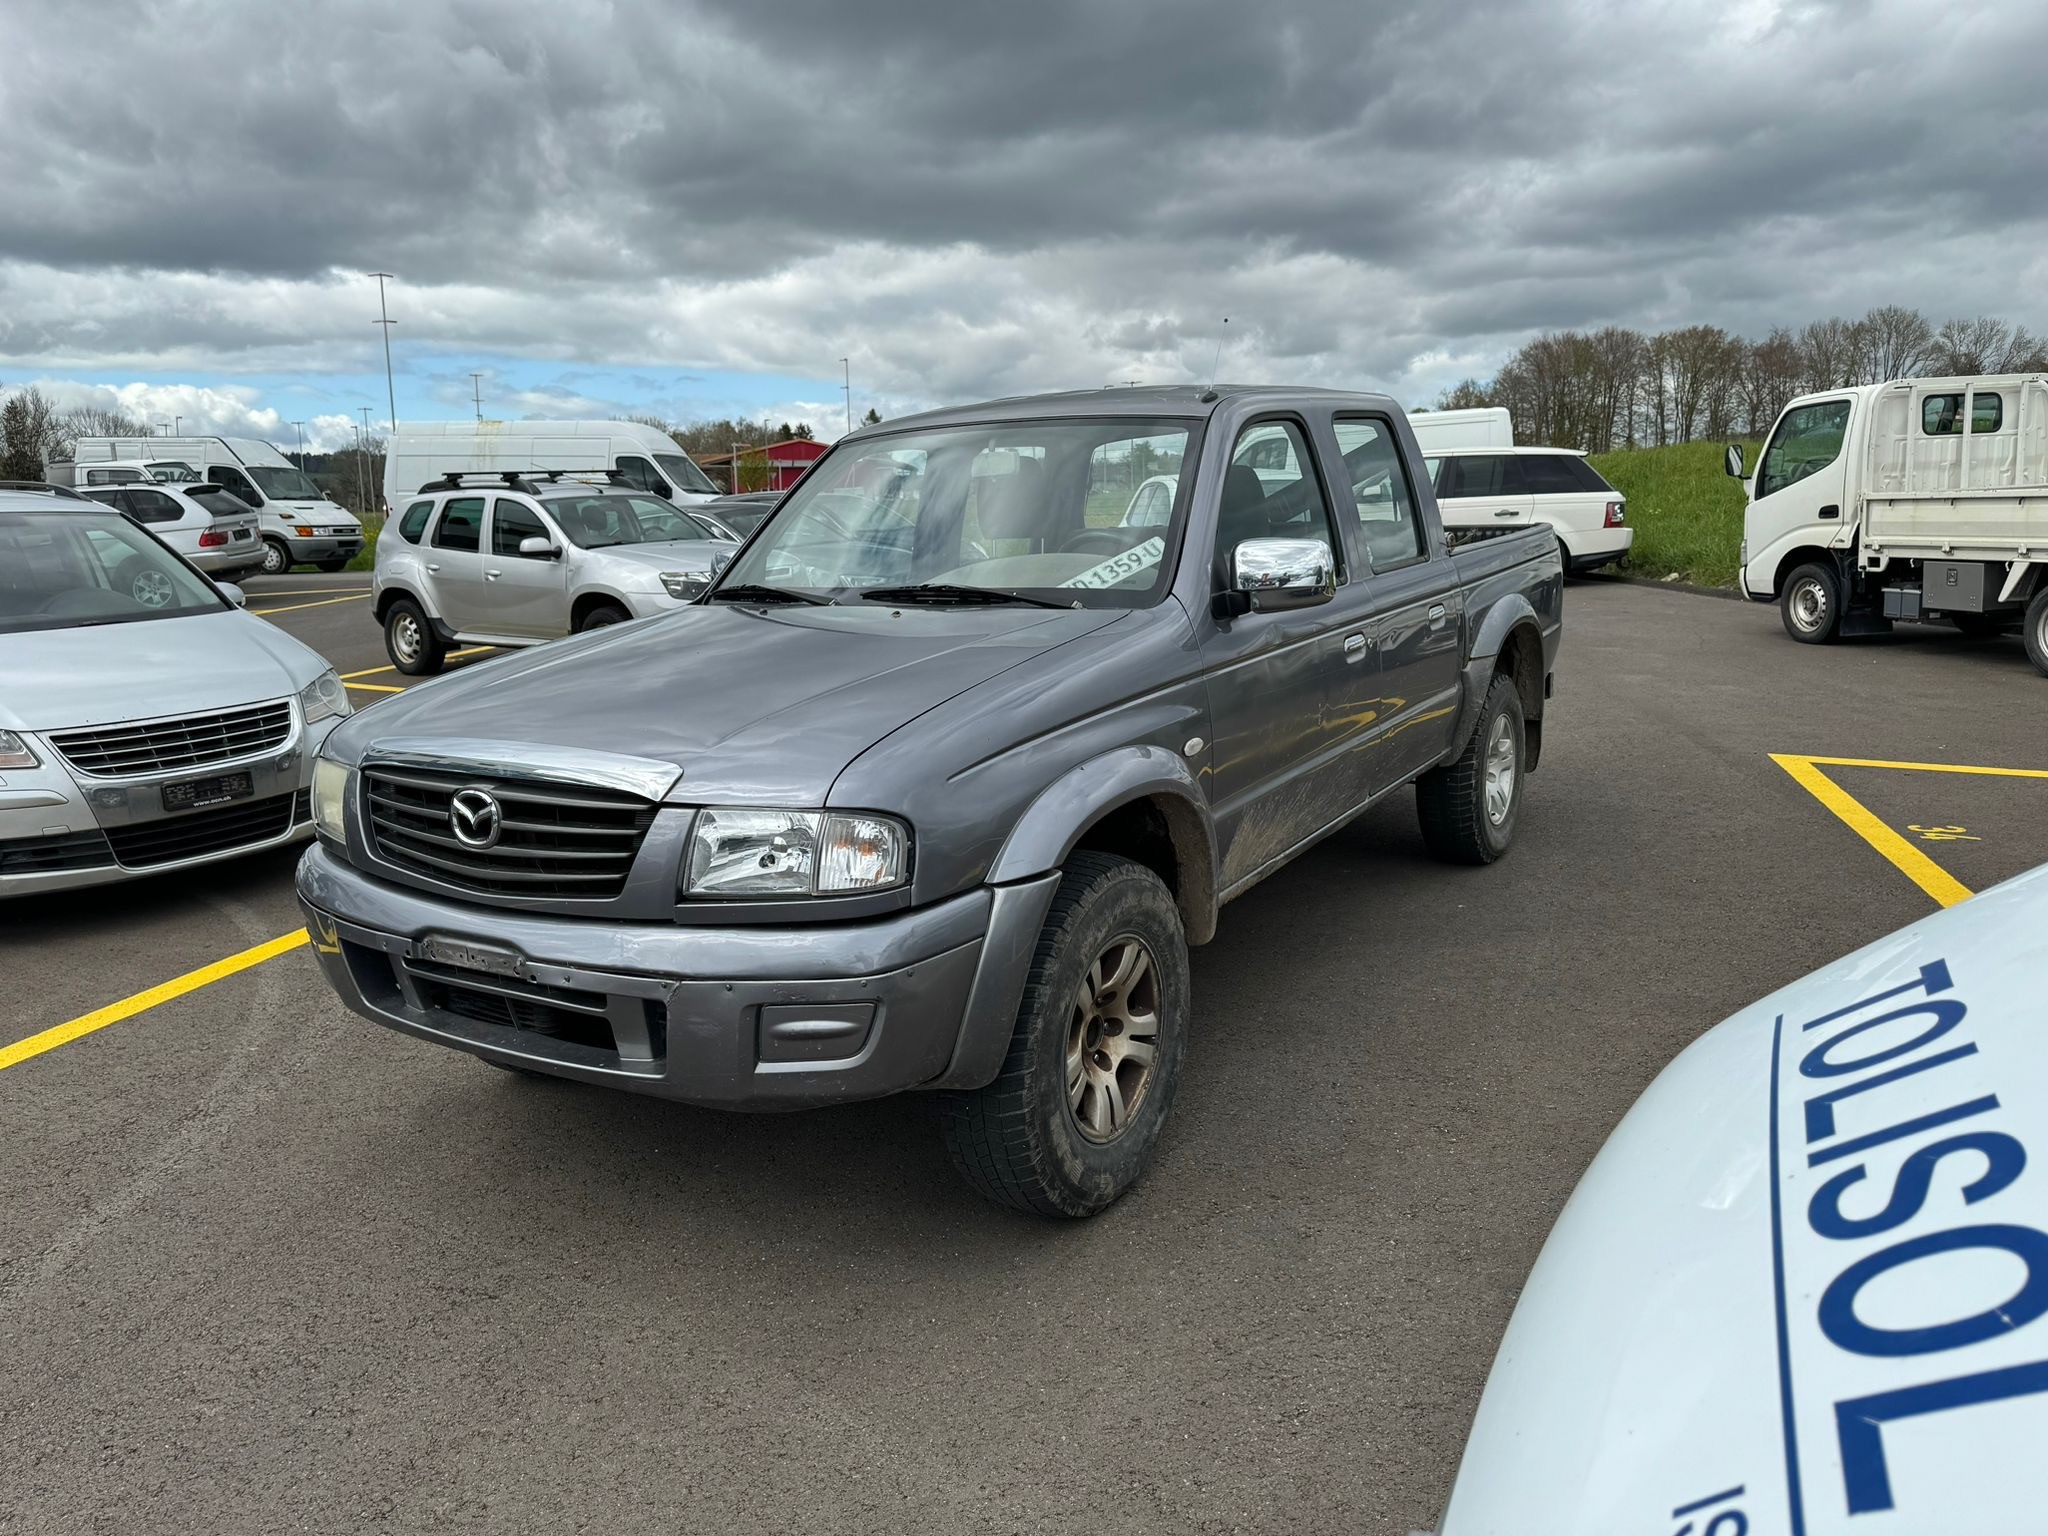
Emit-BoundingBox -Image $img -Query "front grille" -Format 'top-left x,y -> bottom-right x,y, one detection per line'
105,791 -> 297,869
403,958 -> 618,1054
363,766 -> 658,900
50,700 -> 293,777
0,828 -> 115,875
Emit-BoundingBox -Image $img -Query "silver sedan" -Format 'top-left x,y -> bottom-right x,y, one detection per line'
0,489 -> 350,895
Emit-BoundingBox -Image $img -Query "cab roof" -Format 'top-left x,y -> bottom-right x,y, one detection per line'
859,384 -> 1404,436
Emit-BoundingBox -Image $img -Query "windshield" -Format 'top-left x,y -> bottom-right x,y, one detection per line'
0,513 -> 229,633
550,493 -> 713,548
717,417 -> 1198,606
248,464 -> 323,500
715,502 -> 774,537
147,461 -> 200,482
654,452 -> 719,496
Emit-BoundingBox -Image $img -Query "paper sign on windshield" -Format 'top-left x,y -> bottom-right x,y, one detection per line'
1059,537 -> 1164,590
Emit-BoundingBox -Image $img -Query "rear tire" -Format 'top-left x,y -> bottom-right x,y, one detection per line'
939,852 -> 1190,1218
2026,590 -> 2048,678
259,538 -> 292,576
316,557 -> 349,573
384,596 -> 446,675
576,602 -> 630,632
1780,562 -> 1841,644
1416,671 -> 1524,866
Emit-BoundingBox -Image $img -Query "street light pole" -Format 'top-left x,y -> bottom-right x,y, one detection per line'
174,415 -> 183,436
840,357 -> 851,436
290,421 -> 306,466
358,407 -> 376,516
370,272 -> 398,434
471,373 -> 484,422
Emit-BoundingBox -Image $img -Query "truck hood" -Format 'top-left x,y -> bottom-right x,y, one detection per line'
1441,863 -> 2048,1536
0,609 -> 328,732
322,601 -> 1122,804
590,539 -> 736,583
275,499 -> 360,527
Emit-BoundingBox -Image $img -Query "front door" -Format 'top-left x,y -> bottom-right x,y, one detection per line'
1434,452 -> 1534,531
481,497 -> 569,636
1199,417 -> 1378,894
1749,397 -> 1855,573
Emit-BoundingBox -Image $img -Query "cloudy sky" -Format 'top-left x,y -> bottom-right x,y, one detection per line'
3,0 -> 2044,450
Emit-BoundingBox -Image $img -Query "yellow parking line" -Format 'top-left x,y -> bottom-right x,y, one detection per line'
1799,755 -> 2048,780
250,593 -> 372,617
1771,753 -> 1974,909
339,646 -> 492,683
345,681 -> 405,694
244,586 -> 367,597
0,929 -> 310,1073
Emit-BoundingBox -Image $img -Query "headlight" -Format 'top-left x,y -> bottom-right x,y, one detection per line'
659,572 -> 707,601
0,729 -> 39,769
299,669 -> 353,724
311,757 -> 353,842
685,808 -> 910,898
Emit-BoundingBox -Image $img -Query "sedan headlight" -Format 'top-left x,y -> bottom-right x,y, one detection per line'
659,572 -> 708,602
0,730 -> 38,770
685,808 -> 910,898
299,669 -> 353,724
311,756 -> 353,842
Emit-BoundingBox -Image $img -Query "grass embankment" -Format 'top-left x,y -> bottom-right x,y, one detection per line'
1587,440 -> 1758,589
345,514 -> 383,572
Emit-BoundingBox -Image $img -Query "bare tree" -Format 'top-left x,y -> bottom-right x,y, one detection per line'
1931,316 -> 2048,375
54,403 -> 156,447
1861,305 -> 1934,382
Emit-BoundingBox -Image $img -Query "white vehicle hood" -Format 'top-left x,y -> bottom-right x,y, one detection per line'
0,610 -> 327,732
1442,863 -> 2048,1536
275,499 -> 360,528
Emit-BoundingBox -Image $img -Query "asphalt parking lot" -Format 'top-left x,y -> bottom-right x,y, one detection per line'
4,575 -> 2045,1534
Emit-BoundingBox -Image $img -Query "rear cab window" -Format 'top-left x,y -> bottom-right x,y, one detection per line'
1331,417 -> 1426,568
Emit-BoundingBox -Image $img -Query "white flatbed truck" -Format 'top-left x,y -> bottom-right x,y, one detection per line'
1731,373 -> 2048,675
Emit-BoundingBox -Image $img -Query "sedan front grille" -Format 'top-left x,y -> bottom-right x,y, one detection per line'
104,791 -> 298,868
362,766 -> 657,901
0,828 -> 116,875
50,700 -> 293,777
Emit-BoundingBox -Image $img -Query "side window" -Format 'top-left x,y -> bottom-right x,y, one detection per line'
1216,420 -> 1340,573
1922,395 -> 1963,436
491,499 -> 550,556
210,466 -> 260,504
1438,455 -> 1502,499
396,499 -> 434,543
1332,418 -> 1425,568
1521,455 -> 1590,495
432,496 -> 485,552
1758,399 -> 1852,498
1971,392 -> 2005,433
615,455 -> 663,494
126,489 -> 184,524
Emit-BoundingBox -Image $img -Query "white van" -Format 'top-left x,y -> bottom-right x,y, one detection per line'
1406,406 -> 1513,455
63,436 -> 364,575
383,420 -> 720,512
1732,373 -> 2048,674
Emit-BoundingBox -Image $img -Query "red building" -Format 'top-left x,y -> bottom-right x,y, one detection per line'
695,438 -> 828,493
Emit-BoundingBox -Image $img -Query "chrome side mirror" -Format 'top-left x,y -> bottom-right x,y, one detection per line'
517,535 -> 563,559
1230,536 -> 1335,613
1724,443 -> 1744,478
216,581 -> 246,608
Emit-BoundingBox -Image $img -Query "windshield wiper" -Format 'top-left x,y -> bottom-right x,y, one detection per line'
708,582 -> 829,606
860,583 -> 1076,611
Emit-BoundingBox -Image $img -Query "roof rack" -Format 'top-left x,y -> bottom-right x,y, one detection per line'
0,480 -> 91,500
419,468 -> 631,494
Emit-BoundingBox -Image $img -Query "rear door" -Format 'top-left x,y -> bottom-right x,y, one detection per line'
1520,452 -> 1612,550
1434,453 -> 1534,531
118,487 -> 200,557
424,495 -> 489,625
481,497 -> 568,636
1325,415 -> 1466,794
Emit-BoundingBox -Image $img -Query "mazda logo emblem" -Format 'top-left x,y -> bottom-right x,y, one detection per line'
449,787 -> 502,849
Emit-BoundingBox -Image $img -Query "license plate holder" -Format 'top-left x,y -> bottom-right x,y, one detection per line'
418,935 -> 526,979
162,770 -> 254,812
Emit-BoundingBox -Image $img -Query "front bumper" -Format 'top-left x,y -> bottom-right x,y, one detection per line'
0,719 -> 334,896
297,843 -> 1058,1110
281,533 -> 364,561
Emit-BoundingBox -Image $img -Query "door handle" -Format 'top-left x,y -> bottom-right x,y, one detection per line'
1495,508 -> 1518,517
425,562 -> 441,573
485,569 -> 501,580
1344,632 -> 1368,657
1427,603 -> 1447,624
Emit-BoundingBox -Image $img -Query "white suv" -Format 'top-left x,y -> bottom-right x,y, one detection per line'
1425,446 -> 1631,573
78,480 -> 265,579
372,474 -> 735,674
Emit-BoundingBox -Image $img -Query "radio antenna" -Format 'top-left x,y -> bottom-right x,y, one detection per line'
1201,318 -> 1229,402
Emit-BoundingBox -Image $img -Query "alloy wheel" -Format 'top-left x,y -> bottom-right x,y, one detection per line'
1483,713 -> 1517,826
1065,935 -> 1162,1144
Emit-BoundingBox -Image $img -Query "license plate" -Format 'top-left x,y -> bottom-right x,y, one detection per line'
162,770 -> 254,812
419,935 -> 525,978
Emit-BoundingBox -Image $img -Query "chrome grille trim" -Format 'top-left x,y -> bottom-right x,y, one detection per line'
50,700 -> 294,777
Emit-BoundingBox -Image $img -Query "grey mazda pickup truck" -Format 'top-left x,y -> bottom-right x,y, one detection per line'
299,386 -> 1563,1216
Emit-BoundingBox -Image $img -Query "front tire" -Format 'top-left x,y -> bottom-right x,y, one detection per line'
1781,562 -> 1842,644
384,596 -> 447,675
1416,671 -> 1524,865
939,852 -> 1190,1218
2026,589 -> 2048,678
576,602 -> 630,632
259,538 -> 292,576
